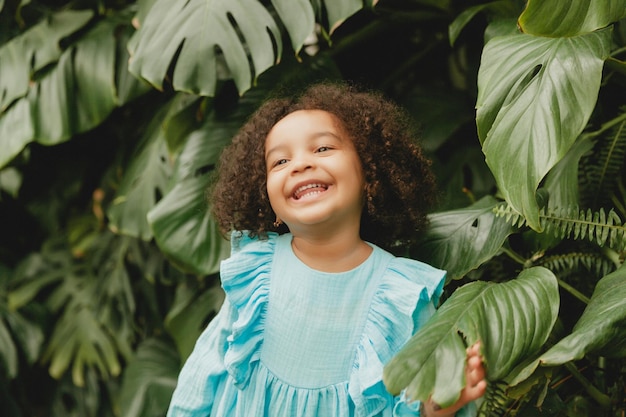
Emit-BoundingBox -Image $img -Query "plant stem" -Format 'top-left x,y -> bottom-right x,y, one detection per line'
500,245 -> 526,265
556,278 -> 590,304
564,362 -> 612,409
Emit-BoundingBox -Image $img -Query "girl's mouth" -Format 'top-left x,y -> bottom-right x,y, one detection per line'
292,183 -> 329,200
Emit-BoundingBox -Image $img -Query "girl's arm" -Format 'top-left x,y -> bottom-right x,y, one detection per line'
420,343 -> 487,417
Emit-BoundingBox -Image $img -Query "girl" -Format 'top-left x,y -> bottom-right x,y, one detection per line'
167,83 -> 486,417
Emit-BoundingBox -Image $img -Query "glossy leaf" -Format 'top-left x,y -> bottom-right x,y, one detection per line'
0,9 -> 93,111
519,0 -> 626,37
539,263 -> 626,364
165,281 -> 224,359
0,317 -> 17,378
107,107 -> 173,241
119,338 -> 180,417
476,28 -> 611,230
412,196 -> 514,280
271,0 -> 315,53
0,13 -> 148,169
147,99 -> 240,274
543,136 -> 595,212
383,267 -> 559,407
128,0 -> 282,96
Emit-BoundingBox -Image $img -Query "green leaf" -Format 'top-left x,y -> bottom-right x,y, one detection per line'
44,304 -> 122,386
323,0 -> 367,33
449,4 -> 491,47
519,0 -> 626,37
0,13 -> 143,169
119,338 -> 180,417
0,317 -> 17,378
148,175 -> 230,275
147,114 -> 232,274
543,136 -> 595,212
412,196 -> 514,280
0,9 -> 93,111
539,263 -> 626,364
165,281 -> 224,360
0,99 -> 34,168
107,108 -> 173,241
271,0 -> 315,53
128,0 -> 282,96
383,267 -> 559,407
476,28 -> 611,231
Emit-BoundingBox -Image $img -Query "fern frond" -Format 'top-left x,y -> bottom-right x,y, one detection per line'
493,204 -> 626,251
535,251 -> 616,278
580,112 -> 626,208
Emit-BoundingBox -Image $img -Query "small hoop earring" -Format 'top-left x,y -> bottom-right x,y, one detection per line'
273,217 -> 283,228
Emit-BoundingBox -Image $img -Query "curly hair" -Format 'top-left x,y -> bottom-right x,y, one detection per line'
210,82 -> 438,250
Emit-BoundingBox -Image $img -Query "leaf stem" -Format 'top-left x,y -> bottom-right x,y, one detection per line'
500,245 -> 526,265
564,362 -> 612,409
556,278 -> 590,304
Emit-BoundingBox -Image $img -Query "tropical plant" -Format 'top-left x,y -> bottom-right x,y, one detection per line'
0,0 -> 624,416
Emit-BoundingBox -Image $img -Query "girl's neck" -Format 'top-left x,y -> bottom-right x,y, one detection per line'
290,232 -> 372,273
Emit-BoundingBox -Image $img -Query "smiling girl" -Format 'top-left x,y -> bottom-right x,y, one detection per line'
166,82 -> 486,417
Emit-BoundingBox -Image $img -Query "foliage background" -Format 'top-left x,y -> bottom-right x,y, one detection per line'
0,0 -> 625,416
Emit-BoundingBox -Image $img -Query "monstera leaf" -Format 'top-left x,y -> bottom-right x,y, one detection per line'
128,0 -> 369,96
519,0 -> 626,37
146,87 -> 263,274
118,338 -> 180,417
128,0 -> 283,96
413,196 -> 514,281
476,27 -> 611,231
0,11 -> 149,169
383,267 -> 559,408
164,281 -> 225,360
107,104 -> 174,241
0,9 -> 92,111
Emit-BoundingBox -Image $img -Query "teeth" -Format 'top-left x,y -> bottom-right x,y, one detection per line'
294,183 -> 327,199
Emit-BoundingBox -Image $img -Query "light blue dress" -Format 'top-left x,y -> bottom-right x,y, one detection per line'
167,232 -> 463,417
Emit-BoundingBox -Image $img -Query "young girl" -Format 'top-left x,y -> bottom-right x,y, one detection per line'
167,83 -> 487,417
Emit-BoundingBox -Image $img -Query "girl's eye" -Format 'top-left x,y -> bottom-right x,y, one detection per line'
275,158 -> 288,166
317,146 -> 331,153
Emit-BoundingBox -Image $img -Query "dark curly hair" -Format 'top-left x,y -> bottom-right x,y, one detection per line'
210,82 -> 438,250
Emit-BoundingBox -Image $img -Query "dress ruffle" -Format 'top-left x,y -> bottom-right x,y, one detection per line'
218,232 -> 446,417
220,231 -> 276,389
349,258 -> 446,416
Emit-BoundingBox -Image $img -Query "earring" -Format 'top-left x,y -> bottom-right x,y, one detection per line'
273,217 -> 283,228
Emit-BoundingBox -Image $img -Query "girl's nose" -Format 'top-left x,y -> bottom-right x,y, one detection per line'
291,155 -> 313,173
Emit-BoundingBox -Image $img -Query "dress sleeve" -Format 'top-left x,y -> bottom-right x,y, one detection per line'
166,299 -> 237,416
167,231 -> 276,416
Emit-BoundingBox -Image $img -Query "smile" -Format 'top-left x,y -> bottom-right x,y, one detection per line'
292,183 -> 329,200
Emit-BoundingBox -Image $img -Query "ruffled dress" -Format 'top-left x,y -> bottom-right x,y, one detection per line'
167,232 -> 465,417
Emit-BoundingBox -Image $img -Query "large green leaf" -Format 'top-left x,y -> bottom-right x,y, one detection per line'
519,0 -> 626,37
0,12 -> 147,169
128,0 -> 282,96
0,9 -> 93,111
107,106 -> 173,241
271,0 -> 315,53
539,263 -> 626,364
543,136 -> 595,212
412,196 -> 514,280
476,28 -> 611,231
147,103 -> 239,274
383,267 -> 559,407
0,317 -> 17,378
165,281 -> 224,360
118,338 -> 180,417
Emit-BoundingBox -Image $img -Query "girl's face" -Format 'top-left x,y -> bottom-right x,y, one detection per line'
264,110 -> 365,236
